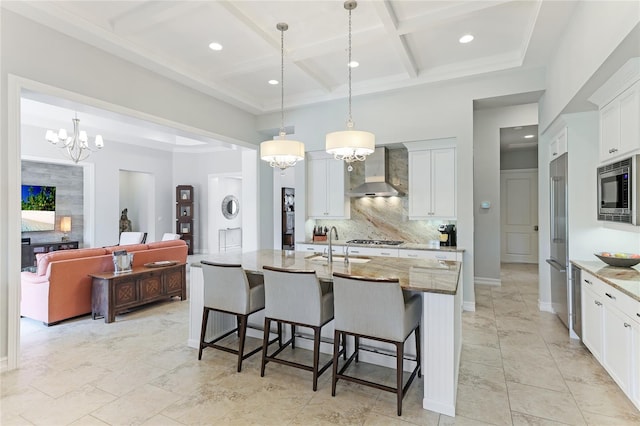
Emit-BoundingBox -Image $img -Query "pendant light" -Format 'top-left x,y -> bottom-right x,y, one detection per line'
325,0 -> 374,171
260,23 -> 305,170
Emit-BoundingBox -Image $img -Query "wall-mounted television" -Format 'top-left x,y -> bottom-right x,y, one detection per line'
21,185 -> 56,232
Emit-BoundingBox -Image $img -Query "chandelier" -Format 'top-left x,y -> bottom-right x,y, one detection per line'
325,0 -> 374,171
45,113 -> 104,163
260,23 -> 305,170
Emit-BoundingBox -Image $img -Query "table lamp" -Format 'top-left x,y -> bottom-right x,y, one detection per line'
60,216 -> 71,242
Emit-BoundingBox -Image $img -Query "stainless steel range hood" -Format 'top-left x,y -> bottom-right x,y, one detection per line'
348,147 -> 404,197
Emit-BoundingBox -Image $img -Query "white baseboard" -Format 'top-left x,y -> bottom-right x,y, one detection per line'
463,301 -> 476,312
187,338 -> 199,349
423,398 -> 455,417
0,356 -> 7,373
474,277 -> 501,286
539,301 -> 554,313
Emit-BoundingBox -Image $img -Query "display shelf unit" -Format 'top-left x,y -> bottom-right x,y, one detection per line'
176,185 -> 194,254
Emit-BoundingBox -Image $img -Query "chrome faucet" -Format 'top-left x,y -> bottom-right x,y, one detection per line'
327,226 -> 339,263
344,242 -> 350,265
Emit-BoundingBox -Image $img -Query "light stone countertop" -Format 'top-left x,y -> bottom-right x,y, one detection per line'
571,260 -> 640,302
298,240 -> 464,253
192,249 -> 461,295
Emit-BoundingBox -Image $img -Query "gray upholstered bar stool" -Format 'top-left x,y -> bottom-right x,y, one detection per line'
331,272 -> 422,416
260,265 -> 345,391
199,261 -> 280,372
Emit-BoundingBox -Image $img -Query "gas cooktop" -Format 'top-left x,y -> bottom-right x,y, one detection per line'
346,239 -> 404,246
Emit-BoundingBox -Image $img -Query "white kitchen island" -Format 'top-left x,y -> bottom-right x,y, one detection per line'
187,249 -> 463,417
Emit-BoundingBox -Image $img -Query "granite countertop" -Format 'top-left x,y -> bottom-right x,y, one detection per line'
192,249 -> 461,295
571,260 -> 640,302
298,240 -> 464,253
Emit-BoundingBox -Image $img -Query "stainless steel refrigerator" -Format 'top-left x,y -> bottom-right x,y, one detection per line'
547,153 -> 569,328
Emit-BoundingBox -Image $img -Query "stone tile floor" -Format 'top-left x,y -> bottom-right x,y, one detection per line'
2,262 -> 639,425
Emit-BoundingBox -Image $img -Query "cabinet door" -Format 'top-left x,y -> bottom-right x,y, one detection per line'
603,305 -> 633,393
408,150 -> 432,217
582,284 -> 604,362
398,249 -> 459,261
307,158 -> 328,217
347,246 -> 398,257
631,320 -> 640,409
600,100 -> 620,160
619,81 -> 640,156
431,148 -> 456,218
326,159 -> 347,217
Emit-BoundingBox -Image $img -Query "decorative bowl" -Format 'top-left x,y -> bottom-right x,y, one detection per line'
594,252 -> 640,268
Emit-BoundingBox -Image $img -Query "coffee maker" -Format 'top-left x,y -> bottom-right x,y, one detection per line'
438,224 -> 457,247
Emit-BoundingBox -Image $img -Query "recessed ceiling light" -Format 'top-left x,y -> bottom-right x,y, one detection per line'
348,61 -> 359,68
524,134 -> 535,139
459,34 -> 474,44
268,79 -> 279,85
208,42 -> 223,51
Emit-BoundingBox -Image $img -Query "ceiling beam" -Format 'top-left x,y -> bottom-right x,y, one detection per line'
373,1 -> 418,79
218,1 -> 334,92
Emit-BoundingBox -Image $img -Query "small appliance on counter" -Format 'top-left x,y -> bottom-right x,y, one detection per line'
438,224 -> 456,247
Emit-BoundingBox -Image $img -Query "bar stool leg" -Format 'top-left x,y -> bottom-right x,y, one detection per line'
237,314 -> 247,372
355,336 -> 360,362
260,317 -> 272,377
342,332 -> 347,360
312,326 -> 321,391
415,325 -> 422,378
396,341 -> 404,416
291,324 -> 296,349
198,307 -> 210,360
331,329 -> 340,396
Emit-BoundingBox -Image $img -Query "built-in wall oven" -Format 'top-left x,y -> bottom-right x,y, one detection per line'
597,155 -> 639,225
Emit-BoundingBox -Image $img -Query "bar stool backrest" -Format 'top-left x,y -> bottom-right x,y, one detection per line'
262,266 -> 324,326
201,261 -> 253,314
332,273 -> 406,342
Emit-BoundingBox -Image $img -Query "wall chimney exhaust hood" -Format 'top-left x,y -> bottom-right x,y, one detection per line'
348,147 -> 404,197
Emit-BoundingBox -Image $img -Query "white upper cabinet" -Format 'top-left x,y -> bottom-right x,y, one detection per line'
307,152 -> 350,219
404,139 -> 456,220
589,58 -> 640,163
549,127 -> 567,161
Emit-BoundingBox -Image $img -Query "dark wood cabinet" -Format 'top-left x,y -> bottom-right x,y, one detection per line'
21,241 -> 79,269
90,263 -> 186,323
176,185 -> 194,254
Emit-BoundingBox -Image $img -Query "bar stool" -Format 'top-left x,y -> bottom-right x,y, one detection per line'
199,261 -> 280,372
260,266 -> 345,391
331,272 -> 422,416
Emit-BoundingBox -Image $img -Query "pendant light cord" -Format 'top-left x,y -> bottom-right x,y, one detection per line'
347,6 -> 353,128
280,26 -> 285,136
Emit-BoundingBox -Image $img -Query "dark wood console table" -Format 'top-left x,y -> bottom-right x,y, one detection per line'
21,240 -> 79,269
90,263 -> 187,323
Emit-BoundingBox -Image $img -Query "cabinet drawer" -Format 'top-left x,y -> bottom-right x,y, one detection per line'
399,249 -> 458,261
347,246 -> 398,257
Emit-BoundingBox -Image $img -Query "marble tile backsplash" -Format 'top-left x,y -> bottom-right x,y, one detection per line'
311,147 -> 453,244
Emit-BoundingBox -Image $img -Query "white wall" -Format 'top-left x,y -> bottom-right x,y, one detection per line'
540,1 -> 639,131
473,104 -> 538,283
119,170 -> 154,241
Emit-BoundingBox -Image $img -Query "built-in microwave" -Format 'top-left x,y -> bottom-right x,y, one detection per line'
597,155 -> 639,225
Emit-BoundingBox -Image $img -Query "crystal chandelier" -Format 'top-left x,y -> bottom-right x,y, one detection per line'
325,0 -> 374,171
260,23 -> 305,170
45,113 -> 104,163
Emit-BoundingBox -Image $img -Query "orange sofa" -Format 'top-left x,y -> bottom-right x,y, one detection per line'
20,240 -> 188,325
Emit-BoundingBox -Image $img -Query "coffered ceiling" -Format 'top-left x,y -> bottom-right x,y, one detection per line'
5,0 -> 578,115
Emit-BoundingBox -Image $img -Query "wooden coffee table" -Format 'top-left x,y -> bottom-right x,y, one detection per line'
90,263 -> 186,323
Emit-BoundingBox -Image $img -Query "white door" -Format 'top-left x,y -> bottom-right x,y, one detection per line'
500,169 -> 538,263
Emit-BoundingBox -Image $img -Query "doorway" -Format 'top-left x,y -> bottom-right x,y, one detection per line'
208,174 -> 242,254
119,170 -> 155,242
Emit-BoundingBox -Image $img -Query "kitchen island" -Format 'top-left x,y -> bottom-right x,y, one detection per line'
188,249 -> 463,416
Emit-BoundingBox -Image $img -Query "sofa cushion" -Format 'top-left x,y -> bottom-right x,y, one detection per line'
104,244 -> 149,254
147,240 -> 186,249
36,248 -> 107,276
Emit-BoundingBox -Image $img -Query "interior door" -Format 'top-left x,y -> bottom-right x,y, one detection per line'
500,169 -> 538,263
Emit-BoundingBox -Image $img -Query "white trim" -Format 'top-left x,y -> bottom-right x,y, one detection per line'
474,277 -> 501,286
0,356 -> 7,373
462,301 -> 476,312
8,75 -> 22,371
539,300 -> 554,313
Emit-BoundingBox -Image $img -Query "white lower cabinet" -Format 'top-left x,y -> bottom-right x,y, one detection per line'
581,270 -> 640,410
398,249 -> 460,262
346,246 -> 398,257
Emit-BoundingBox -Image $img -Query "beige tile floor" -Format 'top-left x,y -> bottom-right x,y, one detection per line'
2,262 -> 640,425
